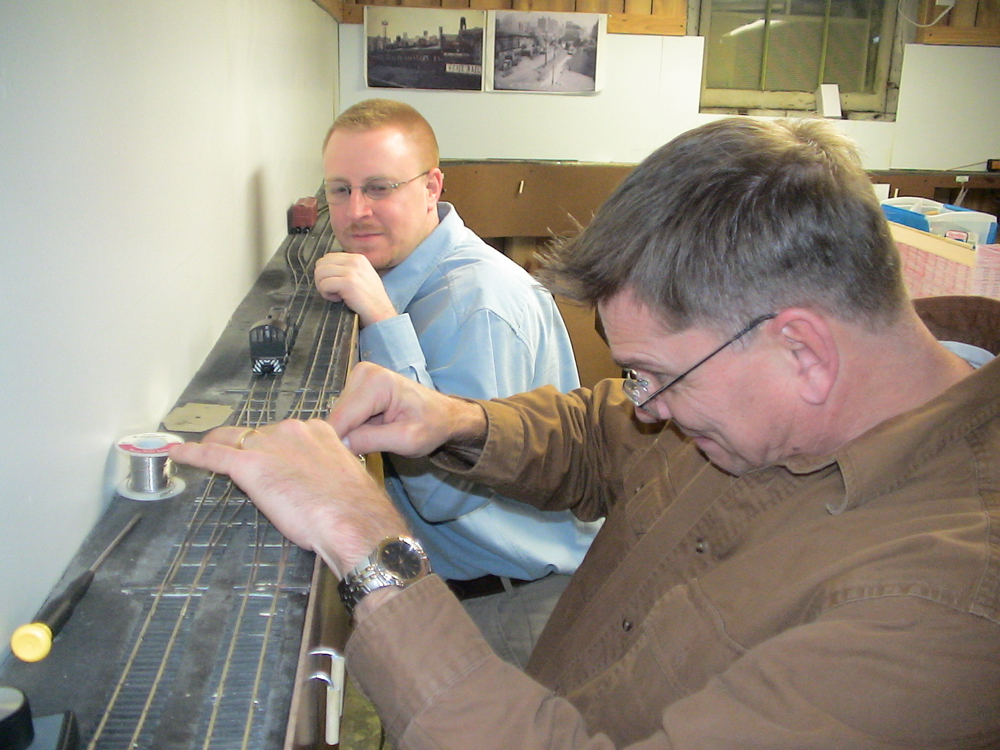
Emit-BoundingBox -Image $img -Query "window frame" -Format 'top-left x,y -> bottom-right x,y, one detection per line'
694,0 -> 911,117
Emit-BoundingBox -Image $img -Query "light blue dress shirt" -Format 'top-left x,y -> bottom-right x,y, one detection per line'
359,203 -> 602,580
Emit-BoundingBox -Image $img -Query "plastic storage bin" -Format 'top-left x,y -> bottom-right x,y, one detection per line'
881,197 -> 997,245
927,210 -> 997,245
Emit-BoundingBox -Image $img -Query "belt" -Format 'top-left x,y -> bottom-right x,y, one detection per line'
446,574 -> 536,601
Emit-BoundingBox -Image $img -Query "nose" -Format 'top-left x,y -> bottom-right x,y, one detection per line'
636,396 -> 671,424
344,186 -> 374,220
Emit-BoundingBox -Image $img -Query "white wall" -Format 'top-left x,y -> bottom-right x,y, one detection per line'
345,30 -> 708,164
893,45 -> 1000,170
340,27 -> 707,164
0,0 -> 337,648
339,24 -> 999,172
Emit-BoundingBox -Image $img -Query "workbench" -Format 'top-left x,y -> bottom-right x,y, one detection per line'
0,207 -> 374,750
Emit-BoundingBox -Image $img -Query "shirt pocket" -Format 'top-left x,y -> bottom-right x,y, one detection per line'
624,472 -> 672,535
646,582 -> 746,694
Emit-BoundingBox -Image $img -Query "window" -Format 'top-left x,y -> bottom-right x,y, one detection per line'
697,0 -> 909,116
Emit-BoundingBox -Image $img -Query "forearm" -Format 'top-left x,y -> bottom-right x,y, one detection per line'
347,577 -> 621,750
430,383 -> 634,519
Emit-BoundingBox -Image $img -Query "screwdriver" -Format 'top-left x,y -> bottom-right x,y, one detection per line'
9,515 -> 141,663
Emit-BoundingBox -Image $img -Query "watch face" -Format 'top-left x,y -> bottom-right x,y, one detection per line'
381,539 -> 425,581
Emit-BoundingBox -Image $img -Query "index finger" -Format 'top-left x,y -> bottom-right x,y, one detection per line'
169,437 -> 246,478
327,363 -> 390,441
315,251 -> 343,266
168,424 -> 266,473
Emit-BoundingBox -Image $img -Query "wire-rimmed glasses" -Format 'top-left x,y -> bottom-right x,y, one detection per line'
324,170 -> 430,205
622,313 -> 777,410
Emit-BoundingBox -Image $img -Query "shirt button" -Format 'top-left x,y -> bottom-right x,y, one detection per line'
622,619 -> 633,632
694,538 -> 708,554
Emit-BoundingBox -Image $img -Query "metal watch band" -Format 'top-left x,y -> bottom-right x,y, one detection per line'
338,563 -> 405,614
337,536 -> 430,616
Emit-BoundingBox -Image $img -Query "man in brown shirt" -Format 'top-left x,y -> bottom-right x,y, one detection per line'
172,118 -> 1000,748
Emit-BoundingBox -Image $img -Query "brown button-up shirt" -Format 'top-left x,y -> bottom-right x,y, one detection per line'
347,296 -> 1000,749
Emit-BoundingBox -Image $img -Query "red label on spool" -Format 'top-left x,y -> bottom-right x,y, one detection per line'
116,433 -> 182,455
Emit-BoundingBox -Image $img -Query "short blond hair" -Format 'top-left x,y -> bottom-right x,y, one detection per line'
323,98 -> 439,169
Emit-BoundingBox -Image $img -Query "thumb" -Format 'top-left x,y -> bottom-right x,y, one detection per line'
335,421 -> 390,457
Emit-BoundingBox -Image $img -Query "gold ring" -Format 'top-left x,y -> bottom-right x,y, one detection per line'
235,428 -> 260,450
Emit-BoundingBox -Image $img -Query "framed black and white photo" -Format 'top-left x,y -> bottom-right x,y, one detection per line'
365,6 -> 486,91
488,11 -> 606,93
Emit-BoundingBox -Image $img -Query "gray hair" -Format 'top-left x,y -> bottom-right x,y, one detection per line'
538,117 -> 908,334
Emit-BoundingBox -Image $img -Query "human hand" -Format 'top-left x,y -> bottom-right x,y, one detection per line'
328,362 -> 487,460
168,419 -> 408,578
314,252 -> 397,327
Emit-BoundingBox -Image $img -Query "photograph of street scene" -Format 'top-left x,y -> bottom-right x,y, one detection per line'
366,6 -> 485,91
491,11 -> 603,93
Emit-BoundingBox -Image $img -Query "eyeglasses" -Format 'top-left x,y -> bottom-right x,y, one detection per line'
324,171 -> 430,205
622,313 -> 777,410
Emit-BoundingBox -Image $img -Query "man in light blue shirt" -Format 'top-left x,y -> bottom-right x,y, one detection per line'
314,98 -> 601,667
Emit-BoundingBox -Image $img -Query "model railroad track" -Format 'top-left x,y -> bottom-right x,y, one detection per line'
58,197 -> 357,750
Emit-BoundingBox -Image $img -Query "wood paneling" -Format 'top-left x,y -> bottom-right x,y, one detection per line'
440,160 -> 634,238
442,163 -> 1000,240
323,0 -> 996,43
321,0 -> 686,34
916,0 -> 1000,45
916,25 -> 1000,44
608,8 -> 684,34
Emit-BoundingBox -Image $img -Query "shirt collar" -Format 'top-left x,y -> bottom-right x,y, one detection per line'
779,355 -> 1000,514
379,203 -> 462,313
941,340 -> 995,369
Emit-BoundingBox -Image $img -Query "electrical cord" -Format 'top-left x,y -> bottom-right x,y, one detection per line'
897,0 -> 954,28
947,160 -> 989,171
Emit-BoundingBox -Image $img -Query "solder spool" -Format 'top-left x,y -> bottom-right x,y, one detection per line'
116,432 -> 186,501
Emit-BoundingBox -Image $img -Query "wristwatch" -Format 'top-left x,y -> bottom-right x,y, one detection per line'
338,535 -> 431,616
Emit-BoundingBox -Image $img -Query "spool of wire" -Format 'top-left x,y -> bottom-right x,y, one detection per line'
116,432 -> 186,501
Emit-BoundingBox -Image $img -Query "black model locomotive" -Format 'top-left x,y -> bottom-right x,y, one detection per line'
249,307 -> 295,374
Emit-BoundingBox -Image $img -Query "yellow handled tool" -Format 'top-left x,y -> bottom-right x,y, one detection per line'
10,515 -> 140,663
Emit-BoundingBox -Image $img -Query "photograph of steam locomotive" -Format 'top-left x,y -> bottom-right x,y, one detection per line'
492,10 -> 603,93
365,7 -> 485,91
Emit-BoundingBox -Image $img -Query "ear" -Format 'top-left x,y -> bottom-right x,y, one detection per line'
771,308 -> 838,406
426,168 -> 444,206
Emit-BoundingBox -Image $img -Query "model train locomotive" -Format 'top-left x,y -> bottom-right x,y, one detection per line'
287,196 -> 318,234
249,306 -> 295,374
